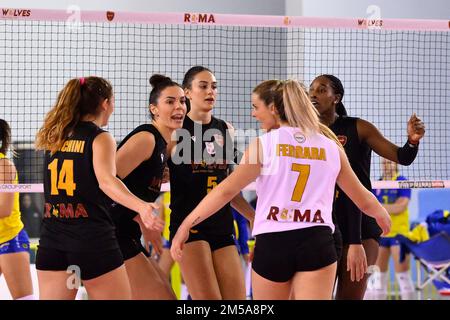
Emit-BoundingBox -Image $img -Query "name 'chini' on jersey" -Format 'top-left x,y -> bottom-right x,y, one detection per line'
253,126 -> 341,236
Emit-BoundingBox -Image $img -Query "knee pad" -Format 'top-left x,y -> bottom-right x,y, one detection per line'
396,271 -> 415,300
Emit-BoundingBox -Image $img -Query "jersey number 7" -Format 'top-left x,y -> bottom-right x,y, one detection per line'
291,163 -> 310,203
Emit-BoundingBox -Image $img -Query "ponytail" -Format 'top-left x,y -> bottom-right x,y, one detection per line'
36,76 -> 112,154
282,80 -> 320,136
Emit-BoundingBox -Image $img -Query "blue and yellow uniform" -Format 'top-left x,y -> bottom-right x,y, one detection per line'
0,152 -> 30,255
162,191 -> 171,249
374,174 -> 411,247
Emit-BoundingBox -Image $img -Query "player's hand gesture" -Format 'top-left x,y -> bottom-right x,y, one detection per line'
407,113 -> 425,144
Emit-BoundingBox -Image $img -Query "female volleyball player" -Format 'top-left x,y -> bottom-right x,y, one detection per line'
0,119 -> 34,300
171,79 -> 391,300
35,76 -> 163,300
309,74 -> 425,299
167,66 -> 255,299
371,158 -> 415,300
111,74 -> 185,299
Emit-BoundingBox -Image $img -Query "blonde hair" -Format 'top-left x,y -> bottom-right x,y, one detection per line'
35,76 -> 112,154
253,79 -> 342,147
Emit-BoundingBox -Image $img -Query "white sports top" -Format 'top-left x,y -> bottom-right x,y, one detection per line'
253,126 -> 341,236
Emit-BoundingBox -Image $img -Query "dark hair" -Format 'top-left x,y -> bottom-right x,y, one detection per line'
320,74 -> 347,116
148,74 -> 182,119
35,76 -> 113,153
182,66 -> 213,90
182,66 -> 213,113
0,119 -> 11,154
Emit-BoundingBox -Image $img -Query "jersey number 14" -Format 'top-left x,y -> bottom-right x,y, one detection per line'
48,159 -> 77,196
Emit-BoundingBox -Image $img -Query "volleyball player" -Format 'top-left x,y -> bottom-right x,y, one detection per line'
34,76 -> 163,300
171,79 -> 391,300
111,74 -> 185,299
167,66 -> 255,300
0,119 -> 34,300
309,74 -> 425,299
372,158 -> 415,300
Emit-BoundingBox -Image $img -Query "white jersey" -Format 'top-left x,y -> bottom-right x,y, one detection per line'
253,126 -> 341,236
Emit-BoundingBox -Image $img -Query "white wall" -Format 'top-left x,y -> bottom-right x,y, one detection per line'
1,0 -> 285,15
287,0 -> 449,19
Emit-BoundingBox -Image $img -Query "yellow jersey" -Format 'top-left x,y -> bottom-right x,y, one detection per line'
374,173 -> 410,237
0,152 -> 24,243
162,192 -> 171,241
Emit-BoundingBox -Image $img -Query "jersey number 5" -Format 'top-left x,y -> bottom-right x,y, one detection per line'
291,163 -> 310,202
207,176 -> 218,194
48,159 -> 76,196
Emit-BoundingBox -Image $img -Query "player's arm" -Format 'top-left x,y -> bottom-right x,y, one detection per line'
230,193 -> 255,229
93,132 -> 163,231
336,147 -> 391,235
171,138 -> 262,261
0,158 -> 16,218
358,114 -> 425,165
116,131 -> 155,179
382,197 -> 409,215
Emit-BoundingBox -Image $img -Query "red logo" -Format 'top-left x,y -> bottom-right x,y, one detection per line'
184,13 -> 216,24
106,11 -> 115,21
337,135 -> 347,146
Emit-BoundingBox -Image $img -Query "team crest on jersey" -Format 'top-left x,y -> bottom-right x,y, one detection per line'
205,142 -> 216,155
191,135 -> 196,142
293,132 -> 306,144
213,134 -> 224,147
337,135 -> 347,146
160,153 -> 164,163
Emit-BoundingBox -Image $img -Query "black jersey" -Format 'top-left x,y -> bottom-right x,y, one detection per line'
40,121 -> 117,252
330,116 -> 382,244
168,115 -> 234,237
111,124 -> 167,239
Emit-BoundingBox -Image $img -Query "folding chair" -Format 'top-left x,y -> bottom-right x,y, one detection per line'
396,232 -> 450,297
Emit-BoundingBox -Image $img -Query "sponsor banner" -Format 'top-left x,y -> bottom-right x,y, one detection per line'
0,8 -> 448,31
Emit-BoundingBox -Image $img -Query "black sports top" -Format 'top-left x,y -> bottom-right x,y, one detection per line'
111,124 -> 167,240
330,116 -> 382,244
40,121 -> 117,252
167,115 -> 235,237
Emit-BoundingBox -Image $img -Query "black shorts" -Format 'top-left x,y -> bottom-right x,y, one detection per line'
252,226 -> 337,283
333,225 -> 343,261
117,236 -> 149,261
185,229 -> 236,252
35,246 -> 124,281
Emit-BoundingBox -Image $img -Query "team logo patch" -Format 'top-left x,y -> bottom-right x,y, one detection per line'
191,135 -> 196,142
106,11 -> 115,21
205,142 -> 216,155
293,132 -> 306,144
160,153 -> 164,163
337,135 -> 347,146
213,134 -> 224,147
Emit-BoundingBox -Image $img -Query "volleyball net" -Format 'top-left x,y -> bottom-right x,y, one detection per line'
0,8 -> 449,192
